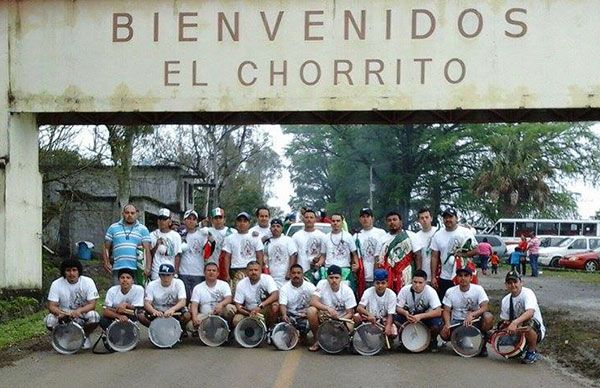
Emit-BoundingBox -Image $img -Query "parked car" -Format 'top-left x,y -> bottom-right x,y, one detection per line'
505,235 -> 570,257
285,222 -> 332,237
539,236 -> 600,267
474,235 -> 507,265
558,247 -> 600,272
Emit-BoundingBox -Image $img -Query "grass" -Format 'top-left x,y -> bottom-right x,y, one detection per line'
540,269 -> 600,285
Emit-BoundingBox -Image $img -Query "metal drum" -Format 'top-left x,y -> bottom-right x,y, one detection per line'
317,320 -> 350,354
106,320 -> 140,352
270,322 -> 299,351
400,322 -> 431,353
198,315 -> 230,347
451,325 -> 484,357
148,317 -> 182,348
490,330 -> 526,359
352,323 -> 385,356
234,317 -> 267,348
51,321 -> 85,355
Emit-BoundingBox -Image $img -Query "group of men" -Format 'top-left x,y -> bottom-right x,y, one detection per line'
44,204 -> 544,363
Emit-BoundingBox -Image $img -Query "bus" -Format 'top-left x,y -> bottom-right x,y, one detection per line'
483,218 -> 600,244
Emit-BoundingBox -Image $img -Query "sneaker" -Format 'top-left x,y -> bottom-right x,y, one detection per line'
82,337 -> 92,350
521,351 -> 540,364
477,346 -> 488,357
429,341 -> 439,353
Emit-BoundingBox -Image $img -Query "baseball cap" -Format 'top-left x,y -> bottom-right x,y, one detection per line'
158,263 -> 175,275
373,268 -> 388,281
442,208 -> 458,217
158,208 -> 171,218
327,265 -> 342,276
211,207 -> 224,217
505,271 -> 521,282
270,218 -> 283,226
236,212 -> 251,220
455,267 -> 473,276
184,209 -> 198,219
359,207 -> 374,217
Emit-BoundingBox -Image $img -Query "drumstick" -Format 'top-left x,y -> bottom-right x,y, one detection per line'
449,317 -> 480,329
104,307 -> 137,316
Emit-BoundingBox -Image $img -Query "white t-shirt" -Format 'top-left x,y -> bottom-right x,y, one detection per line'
223,232 -> 264,269
378,231 -> 421,264
144,278 -> 187,311
430,226 -> 478,280
250,224 -> 272,240
414,228 -> 439,281
314,279 -> 357,316
279,280 -> 317,317
322,231 -> 357,268
104,284 -> 145,308
179,228 -> 209,276
359,287 -> 397,319
500,287 -> 546,339
265,235 -> 298,286
293,229 -> 325,273
396,284 -> 441,314
47,276 -> 99,311
206,226 -> 237,264
150,229 -> 182,279
233,274 -> 278,310
442,284 -> 489,322
354,227 -> 386,281
190,280 -> 232,315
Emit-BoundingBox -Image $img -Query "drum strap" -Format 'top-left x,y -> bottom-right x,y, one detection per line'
509,296 -> 515,321
92,333 -> 115,355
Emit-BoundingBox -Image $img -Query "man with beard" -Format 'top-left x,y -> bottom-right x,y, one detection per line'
279,264 -> 317,340
353,207 -> 386,296
264,218 -> 297,287
232,261 -> 279,328
148,208 -> 182,280
292,208 -> 326,284
317,213 -> 359,291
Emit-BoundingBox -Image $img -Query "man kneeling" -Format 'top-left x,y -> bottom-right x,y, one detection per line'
101,268 -> 148,333
279,264 -> 317,341
232,261 -> 279,329
354,269 -> 397,338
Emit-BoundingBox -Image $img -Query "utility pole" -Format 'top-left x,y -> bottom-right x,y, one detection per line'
369,164 -> 374,209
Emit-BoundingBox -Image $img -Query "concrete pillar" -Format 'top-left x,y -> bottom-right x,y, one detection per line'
0,5 -> 42,289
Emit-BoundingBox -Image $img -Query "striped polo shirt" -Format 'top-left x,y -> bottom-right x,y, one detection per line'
105,220 -> 151,270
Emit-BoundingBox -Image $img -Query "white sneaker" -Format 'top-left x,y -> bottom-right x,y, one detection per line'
82,337 -> 92,350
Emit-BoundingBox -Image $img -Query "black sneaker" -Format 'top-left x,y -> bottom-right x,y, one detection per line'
477,346 -> 488,357
429,341 -> 439,353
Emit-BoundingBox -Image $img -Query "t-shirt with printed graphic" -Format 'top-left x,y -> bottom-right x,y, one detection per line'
265,235 -> 298,287
322,231 -> 357,268
104,284 -> 145,309
414,228 -> 438,280
358,287 -> 397,319
223,232 -> 264,269
144,278 -> 187,311
430,226 -> 478,281
250,225 -> 272,240
47,276 -> 99,311
442,284 -> 489,322
292,229 -> 326,273
500,287 -> 545,339
206,226 -> 237,264
179,228 -> 209,277
150,229 -> 182,279
279,280 -> 316,317
396,284 -> 441,314
233,274 -> 278,310
354,227 -> 386,281
314,279 -> 357,316
190,280 -> 232,315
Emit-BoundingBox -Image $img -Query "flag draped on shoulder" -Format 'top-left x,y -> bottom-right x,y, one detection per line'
381,231 -> 413,293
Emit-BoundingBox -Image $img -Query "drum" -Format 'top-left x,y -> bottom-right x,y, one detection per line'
352,323 -> 385,356
198,315 -> 230,347
451,325 -> 484,357
234,317 -> 267,348
270,322 -> 299,351
51,321 -> 85,355
490,330 -> 526,358
400,322 -> 431,353
317,320 -> 350,354
148,317 -> 182,348
106,320 -> 140,352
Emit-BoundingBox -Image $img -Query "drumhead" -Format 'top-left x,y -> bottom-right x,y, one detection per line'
199,315 -> 230,347
490,330 -> 526,358
401,322 -> 431,353
451,325 -> 484,357
51,321 -> 85,355
271,322 -> 299,351
234,317 -> 266,348
149,317 -> 182,348
317,320 -> 350,354
106,320 -> 140,352
352,323 -> 384,356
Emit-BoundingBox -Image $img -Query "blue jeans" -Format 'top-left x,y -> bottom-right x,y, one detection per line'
529,254 -> 539,277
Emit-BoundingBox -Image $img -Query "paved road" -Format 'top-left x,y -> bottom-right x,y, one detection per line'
2,334 -> 583,388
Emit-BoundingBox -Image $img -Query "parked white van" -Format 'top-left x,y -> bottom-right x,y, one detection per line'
538,236 -> 600,267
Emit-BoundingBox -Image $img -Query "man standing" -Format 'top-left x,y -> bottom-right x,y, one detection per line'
354,269 -> 397,337
414,208 -> 438,282
188,262 -> 236,331
279,264 -> 317,340
206,207 -> 236,266
354,208 -> 386,292
100,268 -> 148,330
430,208 -> 478,300
292,208 -> 326,283
103,204 -> 152,285
499,271 -> 546,364
148,208 -> 182,280
317,213 -> 359,291
250,206 -> 272,242
232,261 -> 279,328
222,212 -> 264,292
528,232 -> 541,277
264,218 -> 298,287
143,263 -> 191,331
179,209 -> 210,301
44,259 -> 100,350
378,211 -> 422,293
440,267 -> 494,357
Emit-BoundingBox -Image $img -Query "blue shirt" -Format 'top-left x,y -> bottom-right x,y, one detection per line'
509,251 -> 524,265
105,220 -> 151,270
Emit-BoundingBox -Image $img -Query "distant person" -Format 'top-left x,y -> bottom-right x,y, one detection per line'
509,247 -> 526,274
148,208 -> 182,280
490,251 -> 500,275
250,206 -> 272,242
518,235 -> 529,275
478,238 -> 493,276
318,209 -> 332,224
528,232 -> 541,277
